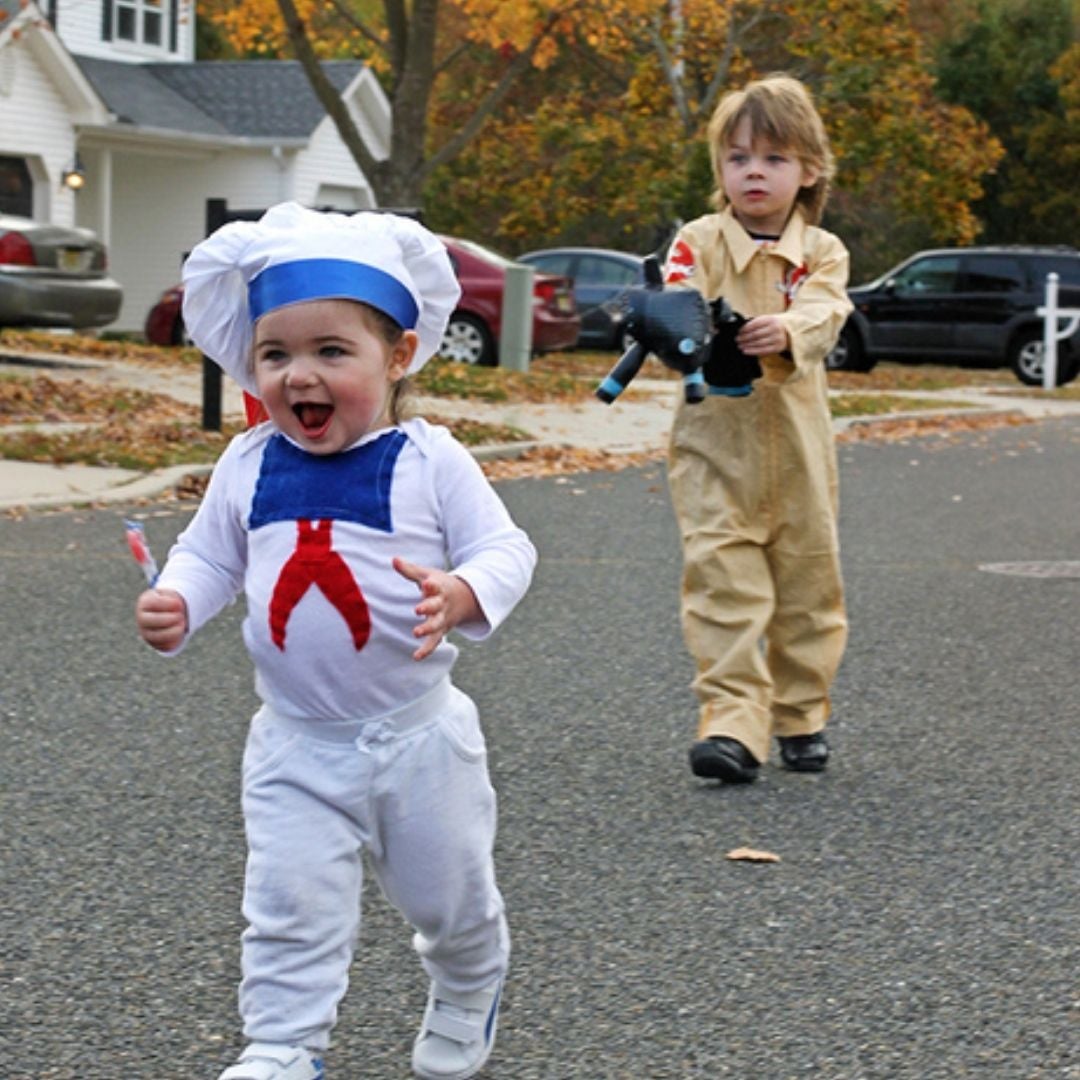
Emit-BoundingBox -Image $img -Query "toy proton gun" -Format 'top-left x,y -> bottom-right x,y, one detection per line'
595,255 -> 758,404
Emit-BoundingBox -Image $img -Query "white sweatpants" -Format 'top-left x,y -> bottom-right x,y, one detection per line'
237,678 -> 508,1051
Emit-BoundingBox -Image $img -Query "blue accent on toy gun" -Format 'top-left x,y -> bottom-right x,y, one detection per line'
595,255 -> 744,405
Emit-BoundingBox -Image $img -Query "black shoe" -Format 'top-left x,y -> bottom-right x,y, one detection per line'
777,732 -> 829,772
688,737 -> 759,783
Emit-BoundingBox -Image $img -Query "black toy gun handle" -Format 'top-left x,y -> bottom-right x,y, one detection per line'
595,254 -> 663,404
682,370 -> 706,403
595,341 -> 647,404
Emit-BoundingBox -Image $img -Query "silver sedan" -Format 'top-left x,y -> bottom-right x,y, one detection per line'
0,214 -> 122,330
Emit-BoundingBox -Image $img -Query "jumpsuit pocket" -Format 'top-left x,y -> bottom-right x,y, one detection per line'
436,692 -> 487,764
242,710 -> 303,785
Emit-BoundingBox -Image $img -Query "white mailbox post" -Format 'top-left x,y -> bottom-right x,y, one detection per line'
1038,273 -> 1080,390
499,264 -> 534,372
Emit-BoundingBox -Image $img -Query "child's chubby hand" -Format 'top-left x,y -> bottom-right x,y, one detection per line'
135,588 -> 189,653
736,314 -> 790,357
393,557 -> 483,661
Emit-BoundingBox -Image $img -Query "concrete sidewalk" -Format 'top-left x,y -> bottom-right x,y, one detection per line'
3,350 -> 1078,511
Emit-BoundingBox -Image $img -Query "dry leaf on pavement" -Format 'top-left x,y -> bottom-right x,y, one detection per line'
725,847 -> 781,863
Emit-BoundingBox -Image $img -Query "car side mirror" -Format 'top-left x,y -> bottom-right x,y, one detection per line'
883,278 -> 898,295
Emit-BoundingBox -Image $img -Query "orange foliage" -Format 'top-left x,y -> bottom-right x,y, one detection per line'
198,0 -> 1004,249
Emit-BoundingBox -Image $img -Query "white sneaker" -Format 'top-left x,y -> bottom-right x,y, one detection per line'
218,1043 -> 325,1080
411,978 -> 502,1079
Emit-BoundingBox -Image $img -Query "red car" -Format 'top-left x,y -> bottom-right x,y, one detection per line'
144,235 -> 581,366
144,282 -> 186,346
438,236 -> 580,365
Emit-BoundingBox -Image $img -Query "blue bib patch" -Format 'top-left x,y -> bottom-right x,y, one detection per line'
249,430 -> 407,531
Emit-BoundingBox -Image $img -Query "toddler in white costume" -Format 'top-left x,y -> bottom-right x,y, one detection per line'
134,203 -> 536,1080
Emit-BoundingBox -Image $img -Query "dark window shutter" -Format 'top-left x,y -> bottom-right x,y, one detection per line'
101,0 -> 113,41
169,0 -> 178,52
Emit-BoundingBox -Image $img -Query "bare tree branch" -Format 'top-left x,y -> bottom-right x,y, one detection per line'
323,0 -> 387,56
421,3 -> 586,177
276,0 -> 381,179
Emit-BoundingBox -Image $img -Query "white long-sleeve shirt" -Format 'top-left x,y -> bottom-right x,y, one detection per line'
157,418 -> 536,720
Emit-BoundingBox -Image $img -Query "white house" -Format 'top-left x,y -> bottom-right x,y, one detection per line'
0,0 -> 390,332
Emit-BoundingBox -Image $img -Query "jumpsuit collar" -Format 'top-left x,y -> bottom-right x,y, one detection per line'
719,206 -> 809,272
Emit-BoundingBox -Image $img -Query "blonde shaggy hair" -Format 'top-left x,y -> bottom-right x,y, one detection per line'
707,74 -> 835,226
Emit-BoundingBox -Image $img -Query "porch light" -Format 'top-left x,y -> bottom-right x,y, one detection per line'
62,155 -> 86,190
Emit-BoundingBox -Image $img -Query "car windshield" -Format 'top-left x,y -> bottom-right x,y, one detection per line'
890,255 -> 960,295
450,238 -> 519,269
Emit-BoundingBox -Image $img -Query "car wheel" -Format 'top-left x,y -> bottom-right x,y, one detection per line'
825,325 -> 873,372
440,313 -> 496,366
1009,328 -> 1080,387
1010,328 -> 1046,385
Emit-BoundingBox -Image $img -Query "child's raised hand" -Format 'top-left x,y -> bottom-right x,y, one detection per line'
135,588 -> 188,653
736,315 -> 790,357
393,556 -> 483,661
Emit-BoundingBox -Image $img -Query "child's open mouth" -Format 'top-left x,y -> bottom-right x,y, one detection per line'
294,402 -> 334,437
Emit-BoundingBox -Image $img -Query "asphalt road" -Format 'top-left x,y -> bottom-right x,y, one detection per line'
1,416 -> 1078,1079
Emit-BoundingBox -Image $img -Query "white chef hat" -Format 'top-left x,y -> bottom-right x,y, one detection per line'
181,201 -> 460,394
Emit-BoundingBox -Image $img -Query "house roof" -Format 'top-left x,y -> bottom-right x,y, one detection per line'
74,57 -> 366,139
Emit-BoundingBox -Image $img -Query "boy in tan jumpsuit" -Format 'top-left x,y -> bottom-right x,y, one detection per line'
665,75 -> 852,784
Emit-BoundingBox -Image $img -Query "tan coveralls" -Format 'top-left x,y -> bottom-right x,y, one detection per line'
665,208 -> 853,763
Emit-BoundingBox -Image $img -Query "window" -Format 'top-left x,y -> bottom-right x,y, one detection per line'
117,0 -> 163,45
576,256 -> 640,287
964,255 -> 1025,293
525,254 -> 573,276
1031,256 -> 1080,289
891,256 -> 960,295
0,157 -> 32,217
104,0 -> 175,49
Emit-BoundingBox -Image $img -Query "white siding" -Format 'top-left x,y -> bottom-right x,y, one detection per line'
350,72 -> 390,161
106,146 -> 320,331
0,34 -> 80,225
293,118 -> 376,211
55,0 -> 195,64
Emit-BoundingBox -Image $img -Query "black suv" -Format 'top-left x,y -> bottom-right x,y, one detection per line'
826,245 -> 1080,385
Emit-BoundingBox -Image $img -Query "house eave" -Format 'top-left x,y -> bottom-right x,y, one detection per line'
14,10 -> 110,123
76,124 -> 310,155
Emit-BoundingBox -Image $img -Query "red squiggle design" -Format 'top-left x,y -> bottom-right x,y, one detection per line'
269,519 -> 370,651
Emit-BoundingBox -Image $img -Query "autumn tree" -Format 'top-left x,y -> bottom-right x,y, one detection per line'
931,0 -> 1076,244
199,0 -> 594,206
199,0 -> 1003,272
428,0 -> 1003,272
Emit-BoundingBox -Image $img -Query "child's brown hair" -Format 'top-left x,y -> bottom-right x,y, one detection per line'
707,74 -> 835,225
364,302 -> 412,424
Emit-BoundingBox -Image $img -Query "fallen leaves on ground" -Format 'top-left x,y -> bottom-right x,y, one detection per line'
0,338 -> 1061,488
837,410 -> 1034,444
480,444 -> 666,481
415,358 -> 589,403
826,364 -> 1015,391
0,328 -> 201,368
0,372 -> 186,424
436,418 -> 532,446
725,847 -> 781,863
985,383 -> 1080,401
829,393 -> 978,418
0,418 -> 240,470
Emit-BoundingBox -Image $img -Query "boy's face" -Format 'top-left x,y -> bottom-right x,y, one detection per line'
252,298 -> 417,455
720,117 -> 818,236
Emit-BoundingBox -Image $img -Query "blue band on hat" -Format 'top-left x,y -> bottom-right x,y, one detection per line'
248,258 -> 419,328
